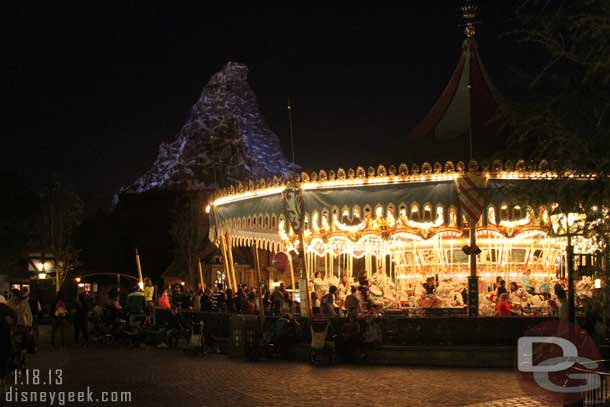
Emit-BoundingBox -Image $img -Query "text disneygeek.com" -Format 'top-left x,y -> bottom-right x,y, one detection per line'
4,386 -> 132,406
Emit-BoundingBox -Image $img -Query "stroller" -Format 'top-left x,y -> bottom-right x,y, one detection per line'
309,317 -> 336,365
247,318 -> 286,361
183,319 -> 206,356
90,305 -> 129,346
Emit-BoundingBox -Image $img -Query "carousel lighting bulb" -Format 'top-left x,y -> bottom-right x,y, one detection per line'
595,278 -> 602,289
138,281 -> 144,290
205,204 -> 211,214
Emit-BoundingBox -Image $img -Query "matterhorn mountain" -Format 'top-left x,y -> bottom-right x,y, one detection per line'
122,62 -> 296,193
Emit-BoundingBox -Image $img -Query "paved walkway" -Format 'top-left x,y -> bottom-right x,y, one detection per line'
0,344 -> 561,407
465,396 -> 555,407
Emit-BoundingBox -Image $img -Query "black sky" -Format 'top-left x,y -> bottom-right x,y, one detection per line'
5,2 -> 520,210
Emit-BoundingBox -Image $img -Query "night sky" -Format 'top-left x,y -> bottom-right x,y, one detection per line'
5,2 -> 520,210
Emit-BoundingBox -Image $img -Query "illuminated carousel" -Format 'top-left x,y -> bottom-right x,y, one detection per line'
208,160 -> 600,317
207,3 -> 600,317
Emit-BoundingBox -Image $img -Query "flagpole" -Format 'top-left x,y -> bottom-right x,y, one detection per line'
468,127 -> 473,162
287,97 -> 296,174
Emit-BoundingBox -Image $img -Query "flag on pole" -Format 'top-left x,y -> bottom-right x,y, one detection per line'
456,175 -> 488,225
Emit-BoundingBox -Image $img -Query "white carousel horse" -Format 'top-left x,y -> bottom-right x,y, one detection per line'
369,285 -> 384,306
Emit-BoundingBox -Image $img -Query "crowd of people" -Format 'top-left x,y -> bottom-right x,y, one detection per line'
157,283 -> 264,314
480,272 -> 592,319
1,269 -> 604,377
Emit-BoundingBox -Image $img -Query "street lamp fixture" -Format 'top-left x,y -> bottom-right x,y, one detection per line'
549,205 -> 586,323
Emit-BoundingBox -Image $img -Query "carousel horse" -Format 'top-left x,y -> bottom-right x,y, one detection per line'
369,285 -> 384,307
313,277 -> 329,300
382,287 -> 399,309
478,293 -> 496,317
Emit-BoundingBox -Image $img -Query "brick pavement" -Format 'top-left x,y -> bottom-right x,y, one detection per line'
0,345 -> 556,407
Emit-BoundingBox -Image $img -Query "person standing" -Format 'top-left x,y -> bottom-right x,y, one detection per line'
271,284 -> 285,315
226,288 -> 235,312
280,283 -> 291,312
320,286 -> 338,316
212,284 -> 226,312
554,284 -> 568,320
8,289 -> 33,353
201,288 -> 212,312
345,286 -> 362,316
496,293 -> 514,317
52,292 -> 68,349
496,280 -> 507,298
27,294 -> 41,353
158,289 -> 171,310
337,276 -> 351,310
73,293 -> 89,346
0,295 -> 17,379
357,271 -> 370,309
8,289 -> 32,329
143,278 -> 155,303
143,278 -> 155,325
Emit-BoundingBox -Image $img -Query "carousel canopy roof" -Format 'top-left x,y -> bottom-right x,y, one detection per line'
208,159 -> 586,249
407,3 -> 505,162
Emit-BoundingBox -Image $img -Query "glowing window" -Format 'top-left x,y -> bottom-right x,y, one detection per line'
410,203 -> 420,222
449,207 -> 457,227
423,204 -> 432,222
500,203 -> 509,221
487,205 -> 496,225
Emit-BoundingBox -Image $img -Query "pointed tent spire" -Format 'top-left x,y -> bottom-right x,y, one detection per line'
408,1 -> 503,162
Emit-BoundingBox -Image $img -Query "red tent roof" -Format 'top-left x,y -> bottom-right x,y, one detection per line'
408,37 -> 504,162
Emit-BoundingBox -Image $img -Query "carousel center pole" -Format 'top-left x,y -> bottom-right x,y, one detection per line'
299,231 -> 312,319
468,223 -> 479,317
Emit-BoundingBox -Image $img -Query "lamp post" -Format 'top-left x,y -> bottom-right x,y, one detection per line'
550,207 -> 586,324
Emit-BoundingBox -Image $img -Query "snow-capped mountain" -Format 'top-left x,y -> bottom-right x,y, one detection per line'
123,62 -> 295,193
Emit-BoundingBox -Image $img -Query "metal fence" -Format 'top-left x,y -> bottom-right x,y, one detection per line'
582,373 -> 609,407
